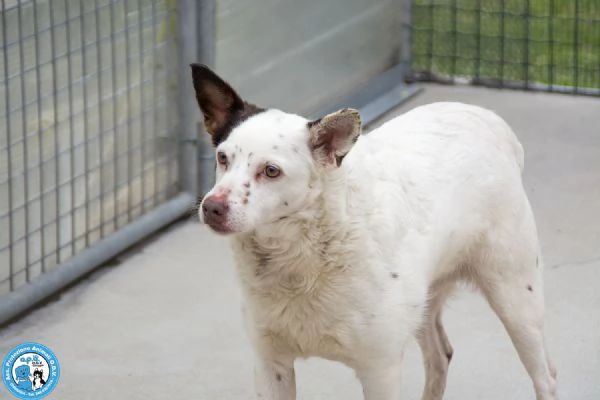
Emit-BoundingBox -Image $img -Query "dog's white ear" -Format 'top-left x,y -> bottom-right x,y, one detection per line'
308,108 -> 362,167
190,63 -> 244,137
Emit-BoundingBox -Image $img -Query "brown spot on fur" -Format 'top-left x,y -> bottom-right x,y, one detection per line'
251,238 -> 270,276
255,261 -> 267,276
527,285 -> 533,292
225,103 -> 265,142
275,373 -> 282,381
243,182 -> 250,188
246,191 -> 251,196
243,198 -> 248,204
213,101 -> 264,146
390,272 -> 399,279
284,201 -> 288,206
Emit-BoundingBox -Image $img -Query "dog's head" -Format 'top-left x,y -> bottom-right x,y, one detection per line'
191,64 -> 362,235
15,365 -> 30,379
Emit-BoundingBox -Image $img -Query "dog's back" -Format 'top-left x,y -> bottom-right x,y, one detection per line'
344,102 -> 534,281
354,102 -> 524,182
375,102 -> 524,171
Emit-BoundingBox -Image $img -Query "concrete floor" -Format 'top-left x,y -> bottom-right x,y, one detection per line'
1,85 -> 599,399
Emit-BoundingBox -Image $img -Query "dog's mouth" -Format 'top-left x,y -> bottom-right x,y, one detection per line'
205,221 -> 235,235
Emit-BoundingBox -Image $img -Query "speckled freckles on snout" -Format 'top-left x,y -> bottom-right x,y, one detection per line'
227,157 -> 255,207
208,145 -> 271,231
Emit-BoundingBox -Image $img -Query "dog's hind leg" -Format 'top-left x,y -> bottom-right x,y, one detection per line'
476,244 -> 557,400
435,309 -> 453,363
417,282 -> 455,400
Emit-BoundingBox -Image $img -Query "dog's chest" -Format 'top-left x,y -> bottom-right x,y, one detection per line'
256,284 -> 354,360
234,237 -> 361,361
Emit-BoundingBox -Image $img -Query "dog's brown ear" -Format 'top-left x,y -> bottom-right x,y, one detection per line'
308,108 -> 362,167
190,64 -> 244,137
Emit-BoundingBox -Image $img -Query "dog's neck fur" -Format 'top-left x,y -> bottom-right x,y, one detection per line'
231,167 -> 358,293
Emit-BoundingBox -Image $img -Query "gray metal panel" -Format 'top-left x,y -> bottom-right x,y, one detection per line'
216,0 -> 403,115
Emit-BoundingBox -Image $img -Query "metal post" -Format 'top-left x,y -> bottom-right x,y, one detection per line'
1,0 -> 15,290
178,0 -> 199,196
400,0 -> 413,81
196,0 -> 217,197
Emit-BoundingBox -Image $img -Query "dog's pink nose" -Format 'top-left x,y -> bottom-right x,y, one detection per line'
202,195 -> 229,223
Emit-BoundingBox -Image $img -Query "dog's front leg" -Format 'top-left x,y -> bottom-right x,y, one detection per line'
254,356 -> 296,400
357,359 -> 403,400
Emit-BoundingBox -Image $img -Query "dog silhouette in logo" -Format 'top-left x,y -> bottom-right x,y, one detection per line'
14,364 -> 32,391
32,369 -> 46,391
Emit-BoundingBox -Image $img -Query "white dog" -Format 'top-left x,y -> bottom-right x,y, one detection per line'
191,64 -> 557,400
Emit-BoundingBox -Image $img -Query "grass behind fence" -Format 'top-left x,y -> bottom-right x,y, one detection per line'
411,0 -> 600,90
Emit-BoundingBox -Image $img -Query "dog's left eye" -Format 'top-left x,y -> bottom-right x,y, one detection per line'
216,151 -> 228,165
264,164 -> 281,178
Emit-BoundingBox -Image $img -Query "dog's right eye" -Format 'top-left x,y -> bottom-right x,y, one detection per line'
216,151 -> 228,166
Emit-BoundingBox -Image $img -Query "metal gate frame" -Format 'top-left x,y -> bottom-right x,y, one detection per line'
0,0 -> 216,326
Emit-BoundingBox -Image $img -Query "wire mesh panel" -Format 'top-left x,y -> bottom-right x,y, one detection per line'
0,0 -> 181,297
408,0 -> 600,95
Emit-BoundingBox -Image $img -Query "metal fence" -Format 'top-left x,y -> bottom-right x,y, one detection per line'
406,0 -> 600,95
0,0 -> 204,324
